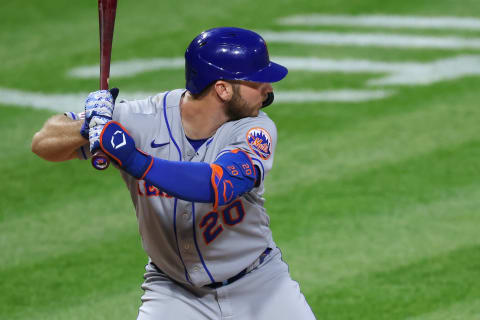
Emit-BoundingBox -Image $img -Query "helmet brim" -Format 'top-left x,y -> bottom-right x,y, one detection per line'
242,61 -> 288,84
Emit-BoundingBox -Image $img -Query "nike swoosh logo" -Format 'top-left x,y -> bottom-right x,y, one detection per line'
151,140 -> 170,148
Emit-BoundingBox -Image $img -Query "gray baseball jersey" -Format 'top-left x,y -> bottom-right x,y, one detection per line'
111,89 -> 277,287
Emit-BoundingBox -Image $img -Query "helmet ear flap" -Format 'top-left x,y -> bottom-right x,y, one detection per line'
261,92 -> 274,108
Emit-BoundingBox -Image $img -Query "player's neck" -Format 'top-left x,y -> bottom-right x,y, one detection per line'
180,92 -> 228,139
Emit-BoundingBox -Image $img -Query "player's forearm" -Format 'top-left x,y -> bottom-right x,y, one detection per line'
32,115 -> 86,162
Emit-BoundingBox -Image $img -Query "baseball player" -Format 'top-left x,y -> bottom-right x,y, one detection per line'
32,27 -> 316,319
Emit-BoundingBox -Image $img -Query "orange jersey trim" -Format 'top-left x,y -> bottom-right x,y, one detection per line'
209,164 -> 224,211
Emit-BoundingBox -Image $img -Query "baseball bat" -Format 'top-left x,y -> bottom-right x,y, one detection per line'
91,0 -> 118,170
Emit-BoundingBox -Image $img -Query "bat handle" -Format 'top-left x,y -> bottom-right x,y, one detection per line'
92,151 -> 110,170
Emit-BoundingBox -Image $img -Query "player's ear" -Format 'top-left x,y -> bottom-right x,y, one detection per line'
214,81 -> 234,103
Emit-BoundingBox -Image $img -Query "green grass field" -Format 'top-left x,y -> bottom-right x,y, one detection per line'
2,0 -> 480,319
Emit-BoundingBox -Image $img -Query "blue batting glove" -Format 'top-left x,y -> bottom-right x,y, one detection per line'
99,121 -> 153,179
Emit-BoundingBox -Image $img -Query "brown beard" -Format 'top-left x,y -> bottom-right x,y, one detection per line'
225,84 -> 253,121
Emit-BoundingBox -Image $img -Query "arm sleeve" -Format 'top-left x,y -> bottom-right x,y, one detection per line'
142,149 -> 257,208
144,159 -> 213,202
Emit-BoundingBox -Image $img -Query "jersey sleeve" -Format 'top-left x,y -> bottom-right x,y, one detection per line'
216,113 -> 278,188
112,95 -> 161,123
111,94 -> 166,142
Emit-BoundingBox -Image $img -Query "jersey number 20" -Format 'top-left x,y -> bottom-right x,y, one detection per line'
199,199 -> 245,245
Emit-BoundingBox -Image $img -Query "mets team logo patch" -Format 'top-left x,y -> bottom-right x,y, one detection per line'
246,127 -> 272,160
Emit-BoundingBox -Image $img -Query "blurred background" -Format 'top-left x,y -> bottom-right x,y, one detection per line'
1,0 -> 480,319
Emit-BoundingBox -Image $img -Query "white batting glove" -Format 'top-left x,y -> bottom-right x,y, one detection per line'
84,89 -> 116,125
83,88 -> 119,153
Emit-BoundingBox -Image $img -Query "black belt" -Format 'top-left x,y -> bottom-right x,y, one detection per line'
206,268 -> 247,289
150,248 -> 272,289
206,248 -> 272,289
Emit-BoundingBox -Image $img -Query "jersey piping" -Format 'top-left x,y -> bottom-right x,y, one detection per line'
162,91 -> 215,284
192,202 -> 216,283
162,91 -> 192,284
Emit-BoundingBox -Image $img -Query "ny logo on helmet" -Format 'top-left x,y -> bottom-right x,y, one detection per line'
111,130 -> 126,149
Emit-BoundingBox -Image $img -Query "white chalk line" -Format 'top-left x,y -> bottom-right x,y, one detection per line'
260,31 -> 480,49
67,55 -> 480,86
275,55 -> 480,86
70,56 -> 406,79
0,89 -> 86,113
277,14 -> 480,30
367,55 -> 480,85
275,89 -> 394,102
68,57 -> 184,79
0,87 -> 391,113
8,14 -> 480,112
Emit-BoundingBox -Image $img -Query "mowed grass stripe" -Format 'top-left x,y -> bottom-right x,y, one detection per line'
0,191 -> 137,269
268,85 -> 479,195
37,289 -> 141,320
405,298 -> 480,320
305,245 -> 480,320
271,139 -> 480,291
282,182 -> 480,291
1,157 -> 128,219
274,137 -> 480,222
0,107 -> 49,161
0,229 -> 145,319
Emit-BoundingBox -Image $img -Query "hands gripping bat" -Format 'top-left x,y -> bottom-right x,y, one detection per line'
91,0 -> 118,170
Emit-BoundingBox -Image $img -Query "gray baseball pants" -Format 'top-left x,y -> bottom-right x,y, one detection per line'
136,247 -> 316,320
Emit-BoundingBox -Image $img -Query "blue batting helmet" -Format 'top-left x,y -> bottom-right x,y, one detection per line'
185,27 -> 288,95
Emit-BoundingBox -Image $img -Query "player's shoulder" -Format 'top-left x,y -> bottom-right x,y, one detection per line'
162,89 -> 186,110
217,111 -> 277,161
227,111 -> 277,137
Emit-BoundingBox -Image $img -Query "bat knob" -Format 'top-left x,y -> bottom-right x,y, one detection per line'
92,153 -> 110,170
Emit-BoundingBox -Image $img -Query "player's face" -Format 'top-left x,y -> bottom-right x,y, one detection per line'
225,81 -> 273,121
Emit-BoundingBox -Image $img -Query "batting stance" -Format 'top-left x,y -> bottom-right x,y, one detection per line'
32,27 -> 316,319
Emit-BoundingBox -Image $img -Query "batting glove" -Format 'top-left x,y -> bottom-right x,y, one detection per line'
84,88 -> 119,151
98,121 -> 153,179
